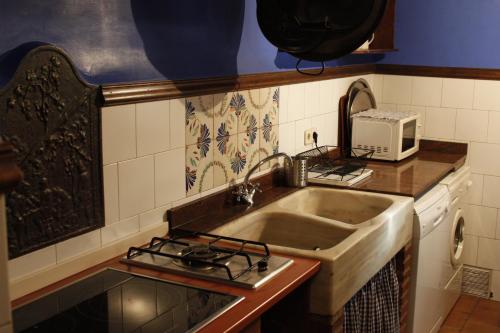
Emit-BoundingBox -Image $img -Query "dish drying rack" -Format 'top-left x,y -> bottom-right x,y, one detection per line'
296,145 -> 374,185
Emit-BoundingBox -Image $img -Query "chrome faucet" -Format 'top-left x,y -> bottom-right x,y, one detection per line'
233,152 -> 293,206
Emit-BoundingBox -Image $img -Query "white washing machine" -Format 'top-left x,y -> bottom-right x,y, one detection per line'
439,166 -> 471,319
410,184 -> 451,333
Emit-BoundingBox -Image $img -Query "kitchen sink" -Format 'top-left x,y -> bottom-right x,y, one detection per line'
219,211 -> 354,251
211,186 -> 414,317
277,187 -> 393,225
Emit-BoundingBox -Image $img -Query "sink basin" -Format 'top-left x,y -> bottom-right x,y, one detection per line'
210,186 -> 414,317
221,212 -> 354,251
277,187 -> 393,225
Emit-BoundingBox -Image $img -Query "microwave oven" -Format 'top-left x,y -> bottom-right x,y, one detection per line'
351,110 -> 421,161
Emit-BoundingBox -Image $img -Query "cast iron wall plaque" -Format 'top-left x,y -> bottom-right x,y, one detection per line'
0,45 -> 104,258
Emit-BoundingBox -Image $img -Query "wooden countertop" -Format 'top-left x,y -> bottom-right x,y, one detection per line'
348,140 -> 467,199
12,250 -> 320,333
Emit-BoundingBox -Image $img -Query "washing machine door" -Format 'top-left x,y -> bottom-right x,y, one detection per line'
450,208 -> 465,267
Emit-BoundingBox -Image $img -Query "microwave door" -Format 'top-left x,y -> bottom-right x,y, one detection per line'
401,119 -> 417,152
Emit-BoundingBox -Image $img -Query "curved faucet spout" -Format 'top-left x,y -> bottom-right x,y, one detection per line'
233,152 -> 292,206
243,152 -> 292,187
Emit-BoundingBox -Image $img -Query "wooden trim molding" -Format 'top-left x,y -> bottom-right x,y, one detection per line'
0,143 -> 22,193
376,64 -> 500,80
102,64 -> 376,106
102,63 -> 500,107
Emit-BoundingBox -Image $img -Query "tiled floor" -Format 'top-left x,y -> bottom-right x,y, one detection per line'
439,295 -> 500,332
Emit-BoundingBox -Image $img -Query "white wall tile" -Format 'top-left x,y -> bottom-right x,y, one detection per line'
279,85 -> 289,124
441,78 -> 474,109
497,212 -> 500,239
319,79 -> 337,115
464,205 -> 498,238
295,118 -> 312,154
382,75 -> 412,105
372,74 -> 384,103
331,79 -> 343,114
288,83 -> 305,121
139,205 -> 170,231
304,81 -> 321,118
487,112 -> 500,144
101,104 -> 136,165
8,246 -> 56,280
473,80 -> 500,111
136,100 -> 170,156
103,163 -> 119,225
411,77 -> 443,107
397,105 -> 411,112
311,113 -> 338,146
463,234 -> 478,266
56,230 -> 101,262
492,270 -> 500,301
170,98 -> 186,149
101,216 -> 140,244
466,173 -> 483,205
455,109 -> 488,142
378,103 -> 398,112
171,193 -> 201,209
278,122 -> 295,155
336,77 -> 352,96
483,176 -> 500,208
424,107 -> 456,139
470,143 -> 500,176
155,148 -> 185,207
118,156 -> 155,219
477,237 -> 500,270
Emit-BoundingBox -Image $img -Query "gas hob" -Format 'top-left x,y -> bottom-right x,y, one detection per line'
121,231 -> 294,289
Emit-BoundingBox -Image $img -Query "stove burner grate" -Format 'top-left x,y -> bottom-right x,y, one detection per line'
126,231 -> 270,281
175,245 -> 219,270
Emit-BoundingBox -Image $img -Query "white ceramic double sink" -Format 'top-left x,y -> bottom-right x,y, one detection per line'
211,186 -> 414,316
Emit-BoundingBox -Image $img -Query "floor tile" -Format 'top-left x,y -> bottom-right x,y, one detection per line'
476,299 -> 500,313
461,321 -> 500,333
453,294 -> 480,314
442,310 -> 468,329
468,303 -> 500,327
439,295 -> 500,333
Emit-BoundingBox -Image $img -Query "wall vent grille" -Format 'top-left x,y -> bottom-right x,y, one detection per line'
462,265 -> 491,299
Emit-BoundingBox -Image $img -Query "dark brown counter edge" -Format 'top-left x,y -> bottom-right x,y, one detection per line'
0,142 -> 22,193
11,250 -> 321,333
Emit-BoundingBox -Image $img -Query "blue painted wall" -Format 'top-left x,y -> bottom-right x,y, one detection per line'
379,0 -> 500,69
0,0 -> 374,85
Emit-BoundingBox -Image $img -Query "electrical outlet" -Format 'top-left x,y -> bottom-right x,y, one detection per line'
304,128 -> 317,145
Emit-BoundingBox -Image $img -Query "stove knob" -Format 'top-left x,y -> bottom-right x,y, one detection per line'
257,260 -> 268,272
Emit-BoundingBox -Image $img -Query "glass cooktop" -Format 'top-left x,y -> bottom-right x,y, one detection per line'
13,269 -> 243,333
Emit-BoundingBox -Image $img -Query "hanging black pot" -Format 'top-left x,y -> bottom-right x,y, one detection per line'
257,0 -> 388,61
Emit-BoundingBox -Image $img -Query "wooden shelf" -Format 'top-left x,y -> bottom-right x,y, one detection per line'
352,48 -> 398,54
